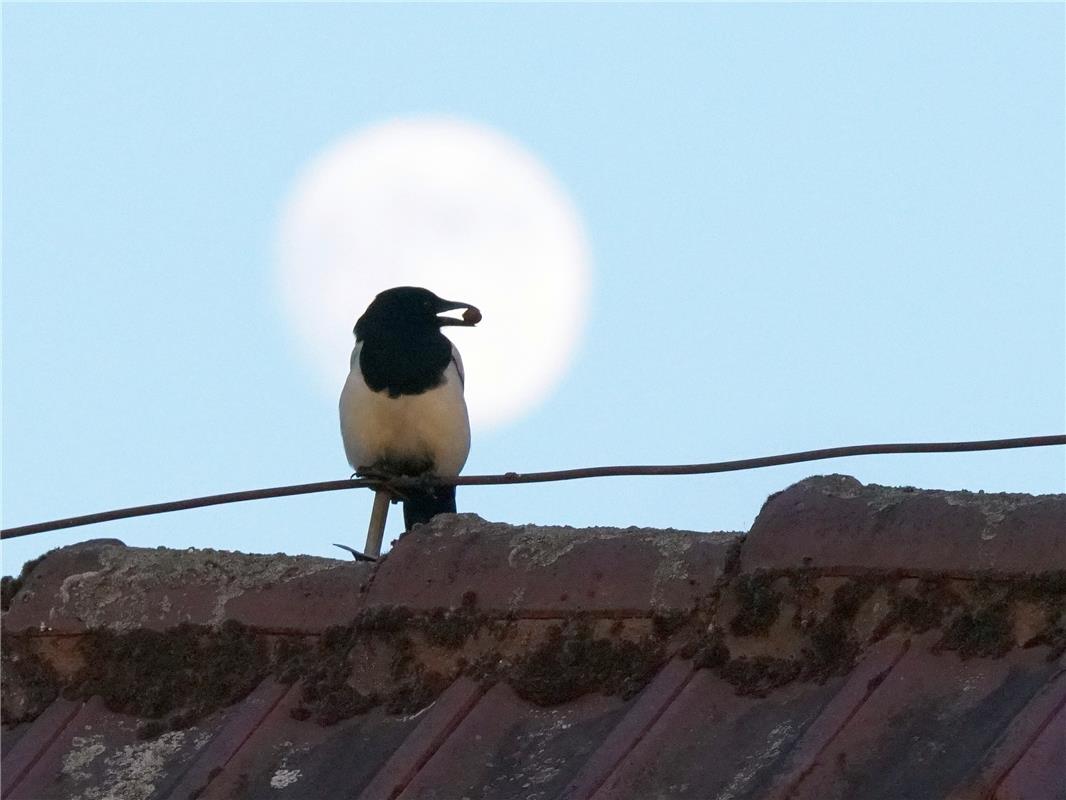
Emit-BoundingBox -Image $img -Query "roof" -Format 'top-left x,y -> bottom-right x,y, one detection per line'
2,474 -> 1064,800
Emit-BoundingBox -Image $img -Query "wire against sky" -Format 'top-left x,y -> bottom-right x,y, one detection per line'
2,435 -> 1063,541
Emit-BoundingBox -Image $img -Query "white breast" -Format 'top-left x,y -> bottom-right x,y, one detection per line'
339,342 -> 471,477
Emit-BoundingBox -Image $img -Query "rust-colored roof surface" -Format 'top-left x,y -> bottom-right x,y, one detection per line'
2,474 -> 1064,800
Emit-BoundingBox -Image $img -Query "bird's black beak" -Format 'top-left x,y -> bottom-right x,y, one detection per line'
436,299 -> 482,327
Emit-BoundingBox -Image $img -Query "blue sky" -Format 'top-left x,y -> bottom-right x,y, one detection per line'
3,2 -> 1064,574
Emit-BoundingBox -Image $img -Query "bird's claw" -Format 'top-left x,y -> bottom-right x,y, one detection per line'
391,474 -> 443,495
355,468 -> 401,497
353,468 -> 442,500
355,467 -> 393,482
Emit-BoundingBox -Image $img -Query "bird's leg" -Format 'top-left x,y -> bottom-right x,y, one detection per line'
363,491 -> 390,559
352,466 -> 401,557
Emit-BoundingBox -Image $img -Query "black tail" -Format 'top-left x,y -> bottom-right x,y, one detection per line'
402,485 -> 456,530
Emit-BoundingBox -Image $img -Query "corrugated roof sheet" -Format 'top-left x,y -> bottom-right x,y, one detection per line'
2,475 -> 1064,799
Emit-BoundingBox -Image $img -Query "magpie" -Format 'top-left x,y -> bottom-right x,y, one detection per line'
340,286 -> 481,530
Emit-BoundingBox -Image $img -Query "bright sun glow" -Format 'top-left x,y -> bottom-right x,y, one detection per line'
277,117 -> 591,430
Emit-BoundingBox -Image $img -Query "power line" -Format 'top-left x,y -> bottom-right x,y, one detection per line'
2,434 -> 1063,541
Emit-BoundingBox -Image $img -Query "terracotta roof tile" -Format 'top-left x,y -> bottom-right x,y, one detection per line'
356,677 -> 487,800
993,687 -> 1066,800
201,682 -> 424,800
562,657 -> 696,799
3,474 -> 1065,799
785,638 -> 1063,800
365,515 -> 740,615
395,682 -> 627,800
3,541 -> 370,635
590,664 -> 847,799
743,475 -> 1066,574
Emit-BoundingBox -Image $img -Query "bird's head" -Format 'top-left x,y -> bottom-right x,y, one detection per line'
355,286 -> 482,341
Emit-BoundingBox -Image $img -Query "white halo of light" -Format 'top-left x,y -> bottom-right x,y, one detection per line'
277,117 -> 592,431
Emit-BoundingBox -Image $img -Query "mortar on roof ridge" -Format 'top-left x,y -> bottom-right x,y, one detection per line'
419,512 -> 484,539
795,474 -> 865,498
426,514 -> 720,571
59,568 -> 107,607
508,529 -> 580,569
786,477 -> 1064,545
51,545 -> 347,631
506,524 -> 709,570
864,483 -> 1058,513
864,484 -> 1056,538
796,474 -> 1064,508
651,535 -> 700,604
99,544 -> 343,579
